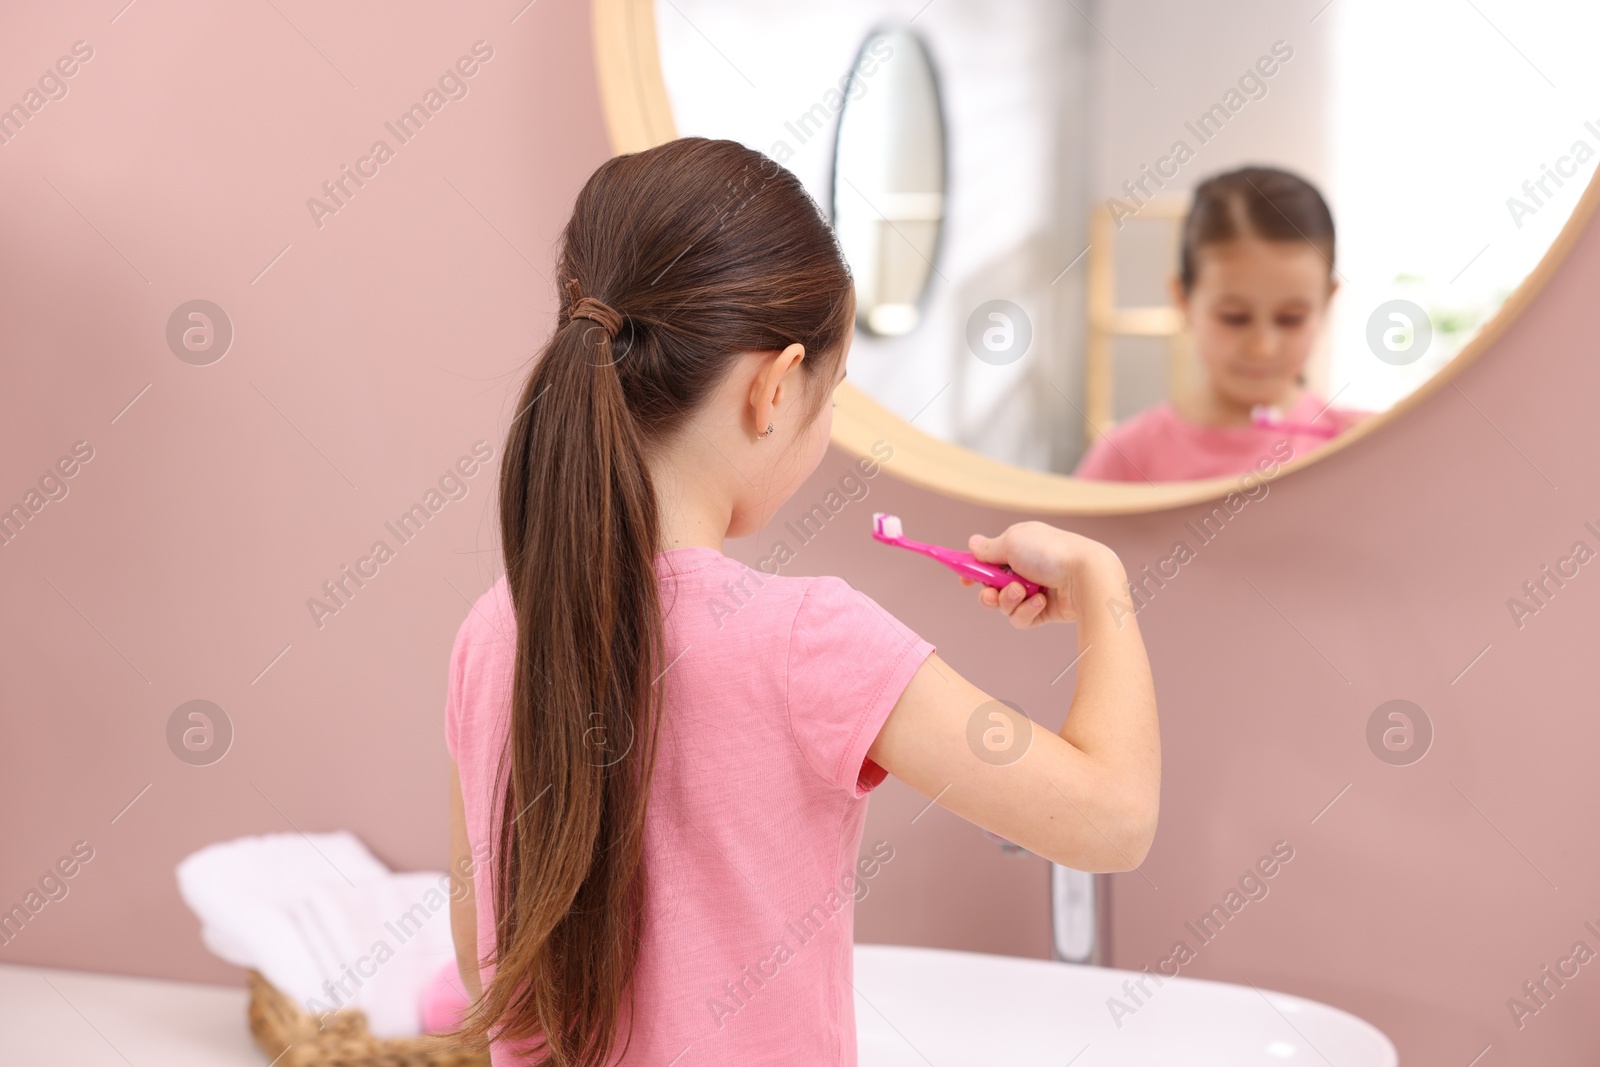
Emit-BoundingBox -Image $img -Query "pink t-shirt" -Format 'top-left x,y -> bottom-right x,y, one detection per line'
445,546 -> 935,1065
1074,391 -> 1367,482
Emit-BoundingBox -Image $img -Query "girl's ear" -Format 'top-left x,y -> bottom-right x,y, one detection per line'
748,342 -> 807,440
1167,275 -> 1189,318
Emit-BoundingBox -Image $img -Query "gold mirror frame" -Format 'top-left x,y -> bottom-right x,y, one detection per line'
592,0 -> 1600,515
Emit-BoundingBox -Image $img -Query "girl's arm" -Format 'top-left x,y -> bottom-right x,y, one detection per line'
866,522 -> 1160,872
448,761 -> 484,1000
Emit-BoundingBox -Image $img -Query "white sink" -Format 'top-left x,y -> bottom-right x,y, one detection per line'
854,944 -> 1396,1066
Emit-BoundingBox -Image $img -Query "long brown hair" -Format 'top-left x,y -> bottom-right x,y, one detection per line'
452,137 -> 854,1065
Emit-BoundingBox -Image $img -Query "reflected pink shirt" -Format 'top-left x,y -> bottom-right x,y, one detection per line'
1074,390 -> 1367,482
445,547 -> 935,1066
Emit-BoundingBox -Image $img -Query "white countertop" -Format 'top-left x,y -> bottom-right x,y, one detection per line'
0,961 -> 262,1066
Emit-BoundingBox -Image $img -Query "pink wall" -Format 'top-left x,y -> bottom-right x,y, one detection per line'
0,0 -> 610,978
4,3 -> 1599,1064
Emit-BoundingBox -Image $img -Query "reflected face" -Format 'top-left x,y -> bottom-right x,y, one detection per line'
1179,237 -> 1335,407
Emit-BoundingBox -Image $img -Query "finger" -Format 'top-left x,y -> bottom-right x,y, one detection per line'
1004,590 -> 1044,629
978,586 -> 1000,609
1014,593 -> 1048,627
968,531 -> 1003,564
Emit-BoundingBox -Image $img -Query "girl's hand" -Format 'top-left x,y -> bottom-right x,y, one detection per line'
961,521 -> 1126,628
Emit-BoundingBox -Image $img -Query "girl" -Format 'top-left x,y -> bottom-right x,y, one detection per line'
1075,165 -> 1367,483
444,137 -> 1159,1066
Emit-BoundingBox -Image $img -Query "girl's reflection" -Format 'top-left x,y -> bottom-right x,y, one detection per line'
1076,166 -> 1368,483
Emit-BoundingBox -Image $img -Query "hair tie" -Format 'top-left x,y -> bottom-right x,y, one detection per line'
563,278 -> 623,342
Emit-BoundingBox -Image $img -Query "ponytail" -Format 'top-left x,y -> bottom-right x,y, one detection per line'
450,137 -> 855,1066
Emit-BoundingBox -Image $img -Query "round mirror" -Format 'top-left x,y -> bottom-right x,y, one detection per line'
606,0 -> 1600,511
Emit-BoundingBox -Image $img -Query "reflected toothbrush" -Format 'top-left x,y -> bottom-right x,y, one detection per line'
871,513 -> 1043,599
1250,404 -> 1340,438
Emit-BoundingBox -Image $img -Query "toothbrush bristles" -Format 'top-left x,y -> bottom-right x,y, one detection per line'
873,512 -> 903,539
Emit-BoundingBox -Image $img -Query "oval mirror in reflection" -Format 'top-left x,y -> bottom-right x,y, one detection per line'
831,28 -> 945,338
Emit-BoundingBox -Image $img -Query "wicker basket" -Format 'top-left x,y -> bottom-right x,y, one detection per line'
246,969 -> 489,1067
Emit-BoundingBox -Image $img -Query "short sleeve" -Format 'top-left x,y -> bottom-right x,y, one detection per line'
786,577 -> 935,798
1074,435 -> 1139,482
444,612 -> 473,764
1326,405 -> 1372,433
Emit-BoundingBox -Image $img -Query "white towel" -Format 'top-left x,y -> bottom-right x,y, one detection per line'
176,832 -> 458,1037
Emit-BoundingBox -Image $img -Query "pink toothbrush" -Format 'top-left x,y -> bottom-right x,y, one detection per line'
1250,404 -> 1340,438
872,513 -> 1043,599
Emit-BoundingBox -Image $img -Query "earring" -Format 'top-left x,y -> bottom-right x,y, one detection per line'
758,422 -> 775,439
